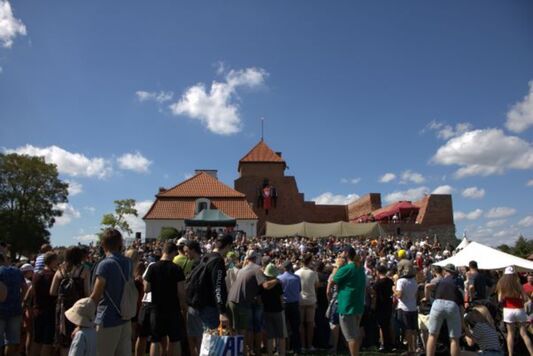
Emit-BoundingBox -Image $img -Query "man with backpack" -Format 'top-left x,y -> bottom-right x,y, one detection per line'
144,241 -> 186,356
187,234 -> 233,331
90,228 -> 138,356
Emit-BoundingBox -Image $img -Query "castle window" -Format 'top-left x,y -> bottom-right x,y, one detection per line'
196,198 -> 210,213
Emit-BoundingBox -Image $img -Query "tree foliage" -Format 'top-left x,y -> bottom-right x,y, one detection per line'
0,153 -> 68,256
497,235 -> 533,258
100,199 -> 138,236
158,226 -> 179,241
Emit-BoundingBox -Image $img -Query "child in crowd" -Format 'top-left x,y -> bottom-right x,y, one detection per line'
65,297 -> 97,356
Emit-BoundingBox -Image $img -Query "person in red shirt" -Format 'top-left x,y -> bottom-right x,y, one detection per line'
522,274 -> 533,297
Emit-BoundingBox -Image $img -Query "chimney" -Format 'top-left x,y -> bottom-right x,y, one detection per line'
158,187 -> 167,193
276,152 -> 282,157
195,169 -> 218,179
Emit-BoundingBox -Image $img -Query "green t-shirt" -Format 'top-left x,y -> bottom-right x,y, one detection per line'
333,262 -> 365,315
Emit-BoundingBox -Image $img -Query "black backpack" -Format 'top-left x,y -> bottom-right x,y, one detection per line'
186,255 -> 217,309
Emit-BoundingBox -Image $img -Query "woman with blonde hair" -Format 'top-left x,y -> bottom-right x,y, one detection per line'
496,266 -> 533,356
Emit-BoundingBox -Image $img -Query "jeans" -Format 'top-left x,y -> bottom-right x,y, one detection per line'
428,299 -> 461,338
284,302 -> 301,353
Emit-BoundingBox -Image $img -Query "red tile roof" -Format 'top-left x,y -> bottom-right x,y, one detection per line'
239,140 -> 285,164
158,172 -> 245,198
143,198 -> 257,220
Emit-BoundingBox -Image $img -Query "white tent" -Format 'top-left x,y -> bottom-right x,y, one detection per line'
265,221 -> 383,238
455,237 -> 470,251
434,241 -> 533,272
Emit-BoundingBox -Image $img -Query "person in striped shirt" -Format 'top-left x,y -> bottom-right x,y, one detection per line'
34,244 -> 52,273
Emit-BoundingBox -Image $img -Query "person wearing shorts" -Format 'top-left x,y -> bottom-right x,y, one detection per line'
261,263 -> 287,356
0,253 -> 27,354
426,264 -> 463,356
496,266 -> 533,356
395,272 -> 418,355
332,247 -> 365,356
295,254 -> 319,352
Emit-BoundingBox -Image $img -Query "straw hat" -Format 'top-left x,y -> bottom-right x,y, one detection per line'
65,298 -> 96,328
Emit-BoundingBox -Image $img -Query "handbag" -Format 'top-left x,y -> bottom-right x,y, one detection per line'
200,325 -> 244,356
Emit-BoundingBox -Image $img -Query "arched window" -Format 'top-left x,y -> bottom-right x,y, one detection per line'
195,198 -> 210,213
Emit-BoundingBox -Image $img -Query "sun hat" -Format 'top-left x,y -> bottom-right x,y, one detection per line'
264,263 -> 279,278
65,298 -> 96,328
443,263 -> 456,274
504,266 -> 515,275
20,264 -> 34,273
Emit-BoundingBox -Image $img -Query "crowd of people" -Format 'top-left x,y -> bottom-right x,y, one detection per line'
0,229 -> 532,356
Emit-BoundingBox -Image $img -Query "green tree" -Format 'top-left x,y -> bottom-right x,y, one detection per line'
497,244 -> 512,254
0,153 -> 68,257
158,226 -> 179,241
512,235 -> 533,258
100,199 -> 138,236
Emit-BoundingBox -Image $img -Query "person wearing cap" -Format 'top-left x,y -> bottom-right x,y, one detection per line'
331,246 -> 365,356
426,264 -> 463,356
225,251 -> 240,292
20,263 -> 34,287
66,297 -> 97,356
278,260 -> 302,354
260,263 -> 287,356
228,250 -> 278,356
394,255 -> 418,356
496,266 -> 533,356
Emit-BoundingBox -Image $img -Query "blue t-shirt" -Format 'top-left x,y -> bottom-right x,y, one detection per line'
0,266 -> 25,318
95,254 -> 131,327
278,271 -> 301,304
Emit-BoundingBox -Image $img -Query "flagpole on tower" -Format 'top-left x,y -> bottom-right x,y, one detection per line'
261,117 -> 264,141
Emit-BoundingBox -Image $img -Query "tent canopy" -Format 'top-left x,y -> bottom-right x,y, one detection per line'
265,221 -> 382,238
456,237 -> 470,251
434,241 -> 533,272
373,201 -> 419,221
185,209 -> 236,227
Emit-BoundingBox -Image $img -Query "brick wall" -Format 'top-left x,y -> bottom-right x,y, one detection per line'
347,193 -> 382,220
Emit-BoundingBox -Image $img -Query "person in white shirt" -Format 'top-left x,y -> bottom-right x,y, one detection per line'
295,253 -> 319,352
394,275 -> 418,355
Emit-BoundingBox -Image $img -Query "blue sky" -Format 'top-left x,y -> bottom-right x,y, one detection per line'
1,0 -> 532,247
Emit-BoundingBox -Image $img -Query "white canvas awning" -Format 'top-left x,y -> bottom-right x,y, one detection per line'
265,221 -> 383,238
455,237 -> 470,251
434,241 -> 533,272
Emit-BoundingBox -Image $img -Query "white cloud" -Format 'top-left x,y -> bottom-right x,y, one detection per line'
432,185 -> 454,194
432,129 -> 533,178
169,66 -> 268,135
518,216 -> 533,228
0,0 -> 26,48
54,203 -> 81,226
135,90 -> 173,103
425,120 -> 473,140
117,152 -> 152,173
4,145 -> 112,178
462,186 -> 485,199
400,170 -> 426,184
73,234 -> 99,243
340,177 -> 361,184
312,192 -> 360,205
454,209 -> 483,221
384,186 -> 429,204
379,173 -> 396,183
83,206 -> 96,213
123,200 -> 153,237
467,224 -> 522,247
486,219 -> 507,228
485,207 -> 516,219
527,180 -> 533,187
65,180 -> 83,196
506,81 -> 533,133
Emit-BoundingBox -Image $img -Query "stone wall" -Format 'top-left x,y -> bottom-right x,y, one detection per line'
347,193 -> 382,220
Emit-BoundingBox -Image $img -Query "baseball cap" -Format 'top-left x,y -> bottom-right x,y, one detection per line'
20,263 -> 34,273
398,249 -> 407,259
504,266 -> 515,275
177,237 -> 188,246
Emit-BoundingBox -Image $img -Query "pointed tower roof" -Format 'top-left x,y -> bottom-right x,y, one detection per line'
158,172 -> 245,198
239,140 -> 286,169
